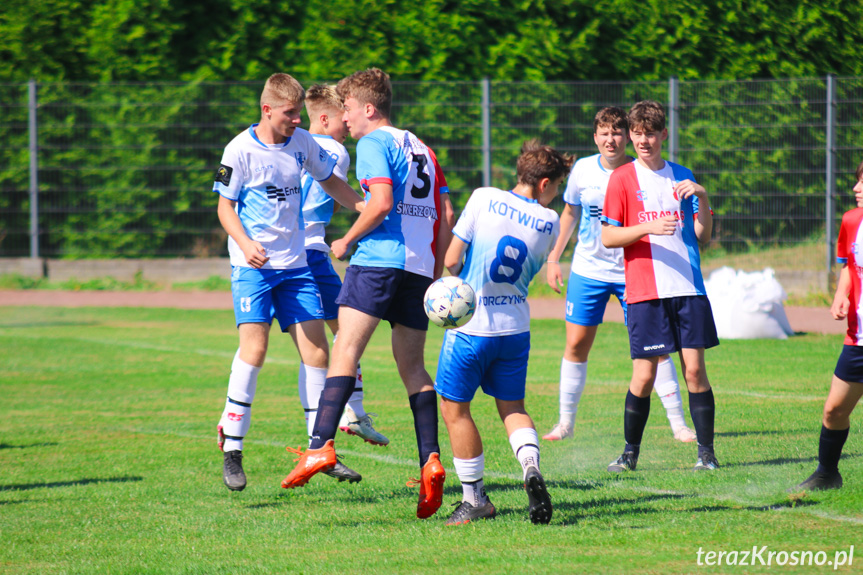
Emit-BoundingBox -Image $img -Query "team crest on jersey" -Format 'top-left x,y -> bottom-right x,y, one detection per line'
215,164 -> 233,185
636,190 -> 647,202
294,152 -> 306,167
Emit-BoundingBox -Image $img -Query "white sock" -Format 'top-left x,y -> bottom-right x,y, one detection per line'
654,357 -> 687,431
453,454 -> 488,506
508,427 -> 541,479
347,362 -> 366,418
219,350 -> 260,452
297,362 -> 327,441
559,359 -> 587,427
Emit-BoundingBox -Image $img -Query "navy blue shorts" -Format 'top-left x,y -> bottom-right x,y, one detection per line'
627,295 -> 719,359
834,345 -> 863,383
336,266 -> 433,331
306,249 -> 343,321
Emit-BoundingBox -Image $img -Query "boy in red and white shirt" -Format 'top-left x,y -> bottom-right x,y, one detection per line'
793,159 -> 863,491
601,100 -> 720,473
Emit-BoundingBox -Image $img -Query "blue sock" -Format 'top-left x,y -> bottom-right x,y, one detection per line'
409,390 -> 440,467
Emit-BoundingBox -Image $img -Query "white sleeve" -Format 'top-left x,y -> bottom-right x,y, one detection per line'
213,142 -> 246,200
452,189 -> 483,244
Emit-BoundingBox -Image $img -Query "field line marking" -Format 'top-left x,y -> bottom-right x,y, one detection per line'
0,332 -> 300,366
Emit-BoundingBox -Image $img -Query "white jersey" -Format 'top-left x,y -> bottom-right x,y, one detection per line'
452,187 -> 559,336
213,125 -> 340,270
563,154 -> 627,283
301,135 -> 351,253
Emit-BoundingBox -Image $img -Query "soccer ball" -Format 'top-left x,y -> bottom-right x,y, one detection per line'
423,276 -> 476,329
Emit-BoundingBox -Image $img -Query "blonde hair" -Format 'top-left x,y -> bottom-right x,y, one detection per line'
305,84 -> 343,117
336,68 -> 392,119
260,73 -> 305,109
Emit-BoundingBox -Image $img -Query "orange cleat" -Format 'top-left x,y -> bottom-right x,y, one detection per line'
281,439 -> 337,489
407,452 -> 446,519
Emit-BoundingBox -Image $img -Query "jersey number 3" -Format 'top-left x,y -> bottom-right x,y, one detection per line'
490,236 -> 527,284
408,154 -> 431,199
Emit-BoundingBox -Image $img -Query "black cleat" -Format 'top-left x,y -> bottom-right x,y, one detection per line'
445,499 -> 497,526
323,458 -> 362,483
525,467 -> 553,525
792,470 -> 842,491
607,451 -> 638,473
694,451 -> 720,471
223,450 -> 246,491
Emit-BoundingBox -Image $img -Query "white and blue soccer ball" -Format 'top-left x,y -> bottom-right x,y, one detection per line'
423,276 -> 476,329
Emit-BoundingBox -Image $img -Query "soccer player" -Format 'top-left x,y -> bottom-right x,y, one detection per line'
601,100 -> 720,473
544,107 -> 696,443
300,84 -> 389,450
793,159 -> 863,491
213,73 -> 364,492
436,140 -> 571,525
280,68 -> 454,520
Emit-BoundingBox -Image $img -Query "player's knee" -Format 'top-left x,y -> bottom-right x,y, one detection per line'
823,402 -> 851,427
301,346 -> 328,369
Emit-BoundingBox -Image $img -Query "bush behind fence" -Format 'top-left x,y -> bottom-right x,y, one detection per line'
1,77 -> 862,276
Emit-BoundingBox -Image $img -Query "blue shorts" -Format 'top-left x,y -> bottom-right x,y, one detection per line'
434,330 -> 530,402
627,295 -> 719,359
834,345 -> 863,383
336,266 -> 433,331
306,249 -> 342,321
231,266 -> 324,331
565,272 -> 627,326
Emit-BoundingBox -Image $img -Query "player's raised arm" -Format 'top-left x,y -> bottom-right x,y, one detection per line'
319,175 -> 364,213
216,195 -> 268,268
675,179 -> 713,243
330,181 -> 393,260
600,216 -> 677,249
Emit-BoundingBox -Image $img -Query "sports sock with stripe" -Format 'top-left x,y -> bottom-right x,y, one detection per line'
219,350 -> 260,452
508,427 -> 541,479
453,454 -> 488,506
297,362 -> 327,443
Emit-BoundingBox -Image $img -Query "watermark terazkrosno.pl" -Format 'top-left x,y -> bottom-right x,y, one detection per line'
696,546 -> 854,569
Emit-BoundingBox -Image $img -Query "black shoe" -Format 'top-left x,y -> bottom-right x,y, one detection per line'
323,458 -> 362,483
445,499 -> 497,526
223,450 -> 246,491
607,451 -> 638,473
793,470 -> 843,491
525,467 -> 553,525
694,451 -> 720,471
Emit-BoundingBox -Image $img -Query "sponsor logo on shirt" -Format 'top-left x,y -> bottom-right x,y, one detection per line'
266,185 -> 301,202
588,205 -> 602,219
638,210 -> 684,223
215,164 -> 233,185
396,201 -> 438,219
254,164 -> 274,173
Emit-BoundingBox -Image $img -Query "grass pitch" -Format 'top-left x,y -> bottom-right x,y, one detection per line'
1,306 -> 861,574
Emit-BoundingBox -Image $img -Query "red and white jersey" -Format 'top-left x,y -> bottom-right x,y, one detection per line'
601,161 -> 707,304
836,208 -> 863,345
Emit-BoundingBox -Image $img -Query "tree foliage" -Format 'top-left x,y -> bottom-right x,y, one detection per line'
2,0 -> 862,83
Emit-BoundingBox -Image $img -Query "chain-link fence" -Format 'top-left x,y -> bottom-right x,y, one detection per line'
1,77 -> 862,278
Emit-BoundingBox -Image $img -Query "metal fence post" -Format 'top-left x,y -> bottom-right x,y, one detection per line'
668,76 -> 678,163
481,78 -> 491,188
825,74 -> 836,284
28,79 -> 39,259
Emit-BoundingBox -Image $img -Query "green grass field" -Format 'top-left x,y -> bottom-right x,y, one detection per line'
1,306 -> 861,574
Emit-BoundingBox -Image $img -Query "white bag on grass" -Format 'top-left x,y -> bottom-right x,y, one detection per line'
704,267 -> 794,339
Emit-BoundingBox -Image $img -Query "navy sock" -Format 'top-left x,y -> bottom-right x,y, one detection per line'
688,388 -> 715,456
309,375 -> 355,449
817,425 -> 849,474
409,390 -> 440,467
624,390 -> 651,456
